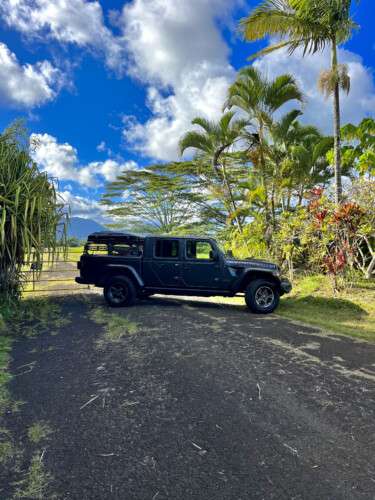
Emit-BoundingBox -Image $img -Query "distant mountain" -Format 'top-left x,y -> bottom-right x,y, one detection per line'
67,217 -> 106,240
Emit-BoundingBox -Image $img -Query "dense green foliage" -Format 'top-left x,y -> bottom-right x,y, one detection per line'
103,62 -> 374,285
0,123 -> 67,300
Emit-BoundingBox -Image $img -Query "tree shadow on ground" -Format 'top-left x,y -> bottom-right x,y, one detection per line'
281,295 -> 368,317
279,294 -> 373,340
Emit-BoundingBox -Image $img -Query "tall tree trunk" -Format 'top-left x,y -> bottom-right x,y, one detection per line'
271,179 -> 276,229
258,122 -> 271,229
221,162 -> 243,232
332,41 -> 343,204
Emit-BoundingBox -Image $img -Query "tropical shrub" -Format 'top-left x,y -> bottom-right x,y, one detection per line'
269,187 -> 372,287
0,123 -> 67,300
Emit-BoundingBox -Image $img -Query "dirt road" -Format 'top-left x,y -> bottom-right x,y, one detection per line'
5,294 -> 375,499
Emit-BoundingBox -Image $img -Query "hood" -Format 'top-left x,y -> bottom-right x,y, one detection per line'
225,257 -> 279,271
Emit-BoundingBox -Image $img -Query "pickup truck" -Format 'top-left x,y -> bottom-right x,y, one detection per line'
76,232 -> 292,313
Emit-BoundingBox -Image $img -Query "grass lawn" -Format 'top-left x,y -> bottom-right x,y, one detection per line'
66,246 -> 85,261
277,274 -> 375,341
206,274 -> 375,341
22,247 -> 85,294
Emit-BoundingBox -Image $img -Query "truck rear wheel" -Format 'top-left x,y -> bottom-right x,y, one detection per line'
245,279 -> 279,314
104,276 -> 136,308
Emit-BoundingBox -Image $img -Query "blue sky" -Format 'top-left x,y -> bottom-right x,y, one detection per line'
0,0 -> 374,223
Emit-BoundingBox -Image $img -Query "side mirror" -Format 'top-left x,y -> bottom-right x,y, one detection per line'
210,250 -> 218,261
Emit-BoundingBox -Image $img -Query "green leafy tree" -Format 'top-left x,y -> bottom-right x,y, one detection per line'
340,118 -> 375,177
241,0 -> 359,204
103,167 -> 198,234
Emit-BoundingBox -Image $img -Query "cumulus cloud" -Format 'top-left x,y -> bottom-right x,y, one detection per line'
120,0 -> 238,160
0,42 -> 65,108
254,46 -> 375,131
0,0 -> 125,71
58,190 -> 110,223
31,133 -> 137,188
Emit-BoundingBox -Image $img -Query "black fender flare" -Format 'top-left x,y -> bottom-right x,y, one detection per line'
233,269 -> 281,293
103,264 -> 144,288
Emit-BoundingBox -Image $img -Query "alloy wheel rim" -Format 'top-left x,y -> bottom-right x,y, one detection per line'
254,286 -> 274,309
109,284 -> 128,304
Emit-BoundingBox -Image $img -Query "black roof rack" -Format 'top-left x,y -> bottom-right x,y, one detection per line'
87,232 -> 144,245
86,232 -> 214,244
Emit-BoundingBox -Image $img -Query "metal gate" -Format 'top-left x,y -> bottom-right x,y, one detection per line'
23,251 -> 92,295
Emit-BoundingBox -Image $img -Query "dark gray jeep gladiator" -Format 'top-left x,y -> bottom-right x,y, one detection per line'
76,232 -> 292,313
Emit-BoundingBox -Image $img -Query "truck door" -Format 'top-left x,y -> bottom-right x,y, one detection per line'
143,239 -> 183,287
181,240 -> 223,289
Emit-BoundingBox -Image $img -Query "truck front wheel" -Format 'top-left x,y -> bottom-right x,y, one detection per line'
104,276 -> 136,308
245,279 -> 279,314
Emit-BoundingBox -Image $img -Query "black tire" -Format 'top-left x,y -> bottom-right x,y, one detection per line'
104,276 -> 136,308
245,279 -> 279,314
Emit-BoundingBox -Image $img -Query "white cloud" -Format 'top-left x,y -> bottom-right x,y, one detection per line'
121,0 -> 232,87
120,0 -> 238,160
0,0 -> 125,71
96,141 -> 106,152
31,133 -> 137,187
58,190 -> 110,223
0,42 -> 65,108
254,46 -> 375,131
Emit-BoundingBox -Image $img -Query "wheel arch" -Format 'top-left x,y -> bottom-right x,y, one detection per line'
237,271 -> 280,292
101,265 -> 144,290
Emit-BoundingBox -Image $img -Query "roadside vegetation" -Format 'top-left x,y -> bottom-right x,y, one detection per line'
0,122 -> 68,302
278,274 -> 375,340
0,298 -> 66,498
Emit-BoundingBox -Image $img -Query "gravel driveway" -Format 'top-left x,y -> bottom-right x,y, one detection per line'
5,294 -> 375,499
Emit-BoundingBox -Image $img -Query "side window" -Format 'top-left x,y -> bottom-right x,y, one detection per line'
155,239 -> 179,259
186,240 -> 214,260
110,244 -> 143,257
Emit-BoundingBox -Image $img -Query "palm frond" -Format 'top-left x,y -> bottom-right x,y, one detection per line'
318,64 -> 351,98
179,131 -> 212,156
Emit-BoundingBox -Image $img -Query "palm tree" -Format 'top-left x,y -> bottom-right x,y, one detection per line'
179,111 -> 248,230
224,66 -> 303,225
240,0 -> 359,204
271,117 -> 333,208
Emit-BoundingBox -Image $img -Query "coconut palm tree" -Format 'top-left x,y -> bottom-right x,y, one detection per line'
224,66 -> 303,225
240,0 -> 359,204
179,111 -> 248,230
